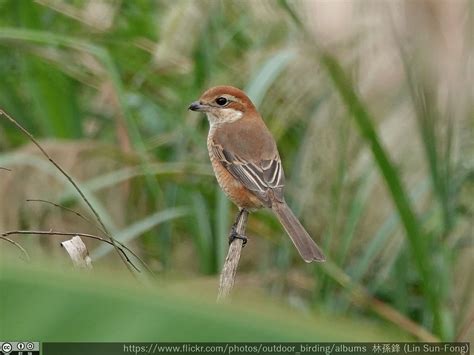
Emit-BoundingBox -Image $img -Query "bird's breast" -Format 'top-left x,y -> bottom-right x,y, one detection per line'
207,131 -> 263,209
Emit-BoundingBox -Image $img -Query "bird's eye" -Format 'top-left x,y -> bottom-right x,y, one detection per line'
215,97 -> 228,106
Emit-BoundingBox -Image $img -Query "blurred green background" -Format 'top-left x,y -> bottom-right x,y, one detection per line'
0,0 -> 472,343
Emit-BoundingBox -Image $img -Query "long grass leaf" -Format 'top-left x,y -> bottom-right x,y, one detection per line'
246,50 -> 296,107
91,207 -> 189,260
318,52 -> 442,337
351,178 -> 431,283
192,193 -> 214,274
0,27 -> 162,209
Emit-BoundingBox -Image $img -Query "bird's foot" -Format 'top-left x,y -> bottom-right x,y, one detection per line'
228,225 -> 247,246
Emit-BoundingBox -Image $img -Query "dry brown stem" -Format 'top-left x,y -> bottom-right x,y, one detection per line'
217,209 -> 248,302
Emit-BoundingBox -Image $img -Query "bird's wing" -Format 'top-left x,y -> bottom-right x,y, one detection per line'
210,139 -> 285,205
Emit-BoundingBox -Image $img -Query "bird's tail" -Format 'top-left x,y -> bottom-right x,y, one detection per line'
272,202 -> 325,263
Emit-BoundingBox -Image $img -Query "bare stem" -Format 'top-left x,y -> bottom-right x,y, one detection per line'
0,236 -> 30,261
1,229 -> 141,272
217,209 -> 248,302
0,109 -> 132,273
25,199 -> 155,275
26,199 -> 108,236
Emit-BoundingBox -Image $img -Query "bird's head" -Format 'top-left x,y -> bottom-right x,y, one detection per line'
188,86 -> 257,126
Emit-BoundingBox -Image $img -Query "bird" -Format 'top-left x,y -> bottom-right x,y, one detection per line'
188,85 -> 325,263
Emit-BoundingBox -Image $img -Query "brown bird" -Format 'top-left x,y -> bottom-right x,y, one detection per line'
189,86 -> 325,263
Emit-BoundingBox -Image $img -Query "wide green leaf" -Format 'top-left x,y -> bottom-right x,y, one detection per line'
0,260 -> 407,341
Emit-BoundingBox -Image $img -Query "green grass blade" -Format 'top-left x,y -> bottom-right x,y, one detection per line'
192,193 -> 214,274
350,178 -> 431,283
1,260 -> 409,341
0,27 -> 162,207
318,52 -> 443,337
246,50 -> 296,107
58,162 -> 211,200
91,207 -> 189,260
337,171 -> 372,266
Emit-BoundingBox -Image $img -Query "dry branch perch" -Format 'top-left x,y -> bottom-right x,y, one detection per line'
61,236 -> 93,270
217,209 -> 248,302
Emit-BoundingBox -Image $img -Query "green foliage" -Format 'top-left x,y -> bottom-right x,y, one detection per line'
0,260 -> 407,341
0,0 -> 472,342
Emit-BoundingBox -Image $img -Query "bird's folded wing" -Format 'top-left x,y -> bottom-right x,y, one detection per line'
211,141 -> 285,203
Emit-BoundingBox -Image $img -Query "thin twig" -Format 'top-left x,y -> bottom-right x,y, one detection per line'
0,109 -> 132,273
0,236 -> 30,261
217,209 -> 248,302
25,199 -> 155,275
1,229 -> 140,272
0,167 -> 12,171
26,199 -> 108,236
456,310 -> 474,341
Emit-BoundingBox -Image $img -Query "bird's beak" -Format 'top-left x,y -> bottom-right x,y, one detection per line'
188,101 -> 207,112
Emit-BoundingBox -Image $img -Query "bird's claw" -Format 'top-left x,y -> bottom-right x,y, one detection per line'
228,226 -> 247,246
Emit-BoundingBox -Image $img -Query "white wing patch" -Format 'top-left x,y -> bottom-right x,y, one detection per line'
212,142 -> 284,197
